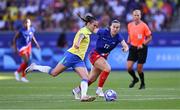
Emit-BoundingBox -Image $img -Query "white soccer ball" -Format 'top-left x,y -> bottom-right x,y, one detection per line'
104,89 -> 117,101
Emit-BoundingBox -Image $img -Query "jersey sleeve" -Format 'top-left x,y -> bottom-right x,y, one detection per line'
144,23 -> 151,37
118,34 -> 124,42
78,31 -> 86,39
78,27 -> 91,38
31,27 -> 35,33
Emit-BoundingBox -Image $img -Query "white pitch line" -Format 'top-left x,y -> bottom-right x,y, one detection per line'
0,94 -> 179,97
116,88 -> 180,91
1,87 -> 180,91
119,95 -> 180,97
0,87 -> 60,89
0,97 -> 180,103
117,97 -> 180,101
0,100 -> 73,103
0,94 -> 73,97
0,95 -> 180,103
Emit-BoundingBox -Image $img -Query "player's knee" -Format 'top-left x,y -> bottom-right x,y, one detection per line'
51,73 -> 57,77
127,67 -> 133,72
24,59 -> 29,64
103,69 -> 111,73
89,76 -> 97,83
24,61 -> 28,65
104,67 -> 111,73
90,78 -> 96,83
51,71 -> 61,77
127,63 -> 133,71
137,69 -> 143,74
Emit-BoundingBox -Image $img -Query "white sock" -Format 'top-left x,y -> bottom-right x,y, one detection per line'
80,79 -> 88,98
33,65 -> 51,74
97,87 -> 103,91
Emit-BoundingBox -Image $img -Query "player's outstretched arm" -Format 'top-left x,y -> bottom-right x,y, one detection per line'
12,32 -> 19,53
121,40 -> 129,52
74,33 -> 85,49
32,36 -> 40,49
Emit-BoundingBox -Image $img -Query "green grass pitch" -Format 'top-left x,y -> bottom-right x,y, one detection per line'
0,71 -> 180,109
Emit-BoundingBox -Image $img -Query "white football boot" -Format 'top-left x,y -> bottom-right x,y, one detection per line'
21,77 -> 29,83
80,95 -> 96,102
14,71 -> 20,81
96,87 -> 104,97
25,63 -> 36,74
72,87 -> 81,100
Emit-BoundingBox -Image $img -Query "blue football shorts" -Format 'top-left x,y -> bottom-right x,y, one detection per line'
59,51 -> 86,69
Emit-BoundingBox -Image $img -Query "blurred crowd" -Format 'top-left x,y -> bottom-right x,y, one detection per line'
0,0 -> 179,32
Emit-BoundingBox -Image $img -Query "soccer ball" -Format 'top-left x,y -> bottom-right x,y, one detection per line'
104,89 -> 117,101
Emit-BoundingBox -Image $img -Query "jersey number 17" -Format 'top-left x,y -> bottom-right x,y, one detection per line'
104,44 -> 110,49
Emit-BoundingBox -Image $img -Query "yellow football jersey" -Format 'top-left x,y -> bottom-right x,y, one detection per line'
68,26 -> 92,60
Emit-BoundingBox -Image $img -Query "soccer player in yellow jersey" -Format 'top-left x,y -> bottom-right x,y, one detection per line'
25,13 -> 98,102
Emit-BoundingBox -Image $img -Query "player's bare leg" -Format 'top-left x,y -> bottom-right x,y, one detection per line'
89,66 -> 101,85
25,63 -> 67,77
15,54 -> 29,82
93,57 -> 111,97
49,63 -> 67,77
89,66 -> 104,97
21,54 -> 29,82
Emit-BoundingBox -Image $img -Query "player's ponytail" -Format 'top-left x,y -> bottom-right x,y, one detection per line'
77,13 -> 87,22
77,13 -> 96,25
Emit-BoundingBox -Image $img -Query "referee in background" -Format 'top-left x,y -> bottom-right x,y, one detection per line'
127,9 -> 152,89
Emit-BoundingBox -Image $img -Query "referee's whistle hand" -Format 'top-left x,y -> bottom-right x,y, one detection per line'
137,45 -> 143,49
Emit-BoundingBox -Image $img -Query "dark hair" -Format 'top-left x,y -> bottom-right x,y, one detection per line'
23,18 -> 30,23
77,13 -> 96,25
110,20 -> 120,26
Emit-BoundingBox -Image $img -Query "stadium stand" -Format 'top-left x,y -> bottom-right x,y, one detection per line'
0,0 -> 179,32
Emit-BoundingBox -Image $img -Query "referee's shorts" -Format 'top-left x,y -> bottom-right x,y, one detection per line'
127,45 -> 148,64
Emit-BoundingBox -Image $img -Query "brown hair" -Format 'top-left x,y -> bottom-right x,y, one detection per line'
77,13 -> 96,25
